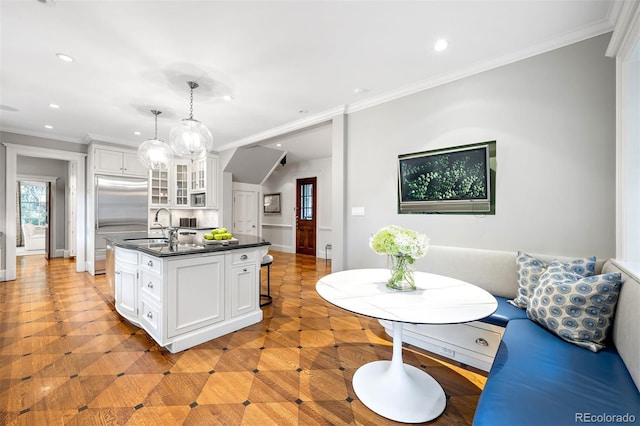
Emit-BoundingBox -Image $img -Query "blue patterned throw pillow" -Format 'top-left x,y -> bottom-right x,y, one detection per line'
526,261 -> 622,352
509,252 -> 596,309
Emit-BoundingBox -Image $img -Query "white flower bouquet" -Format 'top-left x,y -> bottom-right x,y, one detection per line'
369,225 -> 429,290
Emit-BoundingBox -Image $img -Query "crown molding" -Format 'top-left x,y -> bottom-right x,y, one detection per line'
606,0 -> 640,57
0,127 -> 85,144
218,105 -> 345,151
84,132 -> 138,148
347,20 -> 613,115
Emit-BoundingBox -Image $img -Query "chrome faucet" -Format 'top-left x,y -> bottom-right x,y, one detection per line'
154,208 -> 179,246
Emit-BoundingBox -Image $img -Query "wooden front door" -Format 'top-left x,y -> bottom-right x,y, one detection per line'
296,177 -> 317,256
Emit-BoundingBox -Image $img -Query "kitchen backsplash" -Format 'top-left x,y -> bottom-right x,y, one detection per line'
148,208 -> 219,230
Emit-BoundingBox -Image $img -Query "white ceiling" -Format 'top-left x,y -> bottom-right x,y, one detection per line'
0,0 -> 616,163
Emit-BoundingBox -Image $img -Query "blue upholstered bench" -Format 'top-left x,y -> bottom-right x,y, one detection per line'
474,319 -> 640,426
478,296 -> 527,327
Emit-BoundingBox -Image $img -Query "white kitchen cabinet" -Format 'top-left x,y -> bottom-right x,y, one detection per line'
148,155 -> 218,208
229,250 -> 257,318
167,254 -> 225,338
205,155 -> 219,208
114,247 -> 139,321
112,244 -> 265,353
95,147 -> 147,177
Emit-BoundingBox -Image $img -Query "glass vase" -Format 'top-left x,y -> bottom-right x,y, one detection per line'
387,255 -> 416,291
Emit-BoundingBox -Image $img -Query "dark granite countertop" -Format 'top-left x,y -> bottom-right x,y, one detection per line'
104,233 -> 270,258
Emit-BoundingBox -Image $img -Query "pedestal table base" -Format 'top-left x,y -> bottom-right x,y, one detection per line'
352,322 -> 446,423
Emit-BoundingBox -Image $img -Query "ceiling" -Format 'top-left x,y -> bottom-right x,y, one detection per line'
0,0 -> 617,163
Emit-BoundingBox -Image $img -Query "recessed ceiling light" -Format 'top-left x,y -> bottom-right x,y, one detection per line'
353,88 -> 369,95
49,103 -> 60,109
134,131 -> 141,136
44,124 -> 53,129
222,95 -> 233,101
276,143 -> 282,147
56,53 -> 74,62
434,39 -> 448,52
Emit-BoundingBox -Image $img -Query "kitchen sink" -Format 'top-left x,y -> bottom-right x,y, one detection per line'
178,243 -> 206,249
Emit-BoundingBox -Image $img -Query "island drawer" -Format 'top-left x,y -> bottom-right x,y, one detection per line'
139,269 -> 163,302
140,253 -> 163,276
231,250 -> 257,266
140,297 -> 162,340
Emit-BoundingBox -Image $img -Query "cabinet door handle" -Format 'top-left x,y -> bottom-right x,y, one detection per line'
148,260 -> 153,267
240,254 -> 248,260
147,282 -> 153,289
115,271 -> 121,275
243,268 -> 247,272
147,312 -> 153,319
475,338 -> 489,347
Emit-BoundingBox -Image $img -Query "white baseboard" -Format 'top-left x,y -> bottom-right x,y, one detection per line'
0,269 -> 5,282
63,250 -> 71,258
267,244 -> 293,253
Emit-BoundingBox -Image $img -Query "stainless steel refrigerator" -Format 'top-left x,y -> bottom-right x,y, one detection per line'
94,174 -> 149,274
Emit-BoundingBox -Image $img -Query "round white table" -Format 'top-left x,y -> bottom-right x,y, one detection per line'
316,268 -> 497,423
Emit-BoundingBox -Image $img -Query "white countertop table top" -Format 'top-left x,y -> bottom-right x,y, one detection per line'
316,268 -> 497,423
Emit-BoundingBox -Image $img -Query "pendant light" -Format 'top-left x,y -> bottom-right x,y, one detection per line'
137,110 -> 172,171
170,81 -> 213,162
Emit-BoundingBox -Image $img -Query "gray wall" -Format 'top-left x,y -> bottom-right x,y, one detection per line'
345,33 -> 616,270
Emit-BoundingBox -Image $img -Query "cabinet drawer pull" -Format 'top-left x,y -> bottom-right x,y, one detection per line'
147,312 -> 153,319
243,268 -> 247,272
115,271 -> 121,275
240,254 -> 248,261
475,338 -> 489,347
148,260 -> 153,267
147,282 -> 153,289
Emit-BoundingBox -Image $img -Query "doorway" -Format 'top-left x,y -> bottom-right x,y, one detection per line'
296,177 -> 317,256
232,183 -> 260,236
16,180 -> 50,258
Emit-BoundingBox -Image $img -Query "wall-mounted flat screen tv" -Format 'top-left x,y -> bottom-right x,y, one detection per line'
398,141 -> 496,214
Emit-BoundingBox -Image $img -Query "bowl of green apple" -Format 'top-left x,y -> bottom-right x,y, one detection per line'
202,228 -> 237,244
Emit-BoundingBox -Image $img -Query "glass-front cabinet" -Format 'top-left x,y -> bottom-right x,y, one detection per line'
174,161 -> 189,207
148,155 -> 218,209
191,158 -> 206,192
150,169 -> 170,207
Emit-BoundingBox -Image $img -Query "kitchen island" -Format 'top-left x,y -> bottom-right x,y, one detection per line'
105,233 -> 270,353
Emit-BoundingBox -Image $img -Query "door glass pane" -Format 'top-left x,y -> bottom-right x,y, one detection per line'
300,183 -> 313,220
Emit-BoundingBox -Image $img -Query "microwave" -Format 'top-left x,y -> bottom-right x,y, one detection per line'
191,193 -> 205,207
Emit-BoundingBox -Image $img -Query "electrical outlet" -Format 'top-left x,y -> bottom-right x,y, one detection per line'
441,347 -> 455,357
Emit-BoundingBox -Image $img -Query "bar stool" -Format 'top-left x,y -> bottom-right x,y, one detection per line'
260,254 -> 273,307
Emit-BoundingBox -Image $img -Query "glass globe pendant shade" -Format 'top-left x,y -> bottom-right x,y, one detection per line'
137,138 -> 173,171
169,117 -> 213,162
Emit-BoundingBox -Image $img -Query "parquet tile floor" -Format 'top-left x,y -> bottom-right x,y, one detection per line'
1,251 -> 486,425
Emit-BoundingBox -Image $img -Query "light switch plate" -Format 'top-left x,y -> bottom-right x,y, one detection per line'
352,207 -> 365,216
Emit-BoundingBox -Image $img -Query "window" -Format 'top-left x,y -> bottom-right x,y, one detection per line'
20,181 -> 48,225
300,183 -> 314,220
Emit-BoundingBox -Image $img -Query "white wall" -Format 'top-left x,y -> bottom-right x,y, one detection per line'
345,33 -> 616,270
262,156 -> 332,256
